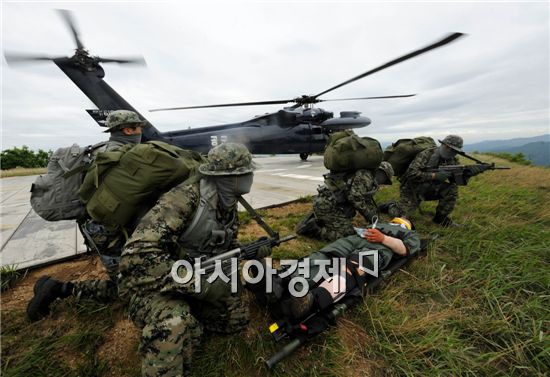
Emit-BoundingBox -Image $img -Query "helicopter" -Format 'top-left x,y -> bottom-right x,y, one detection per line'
4,10 -> 464,160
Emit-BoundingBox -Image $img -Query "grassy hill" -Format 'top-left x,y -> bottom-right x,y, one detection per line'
494,141 -> 550,166
2,155 -> 549,377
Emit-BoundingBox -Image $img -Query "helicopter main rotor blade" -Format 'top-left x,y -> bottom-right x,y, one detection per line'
57,9 -> 85,50
4,52 -> 60,64
319,94 -> 417,102
149,99 -> 294,112
98,56 -> 147,65
313,32 -> 465,99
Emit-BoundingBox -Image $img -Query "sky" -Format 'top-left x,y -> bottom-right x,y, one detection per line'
1,1 -> 549,151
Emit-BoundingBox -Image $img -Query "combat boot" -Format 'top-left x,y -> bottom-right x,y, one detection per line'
295,212 -> 321,237
27,276 -> 74,322
433,213 -> 459,228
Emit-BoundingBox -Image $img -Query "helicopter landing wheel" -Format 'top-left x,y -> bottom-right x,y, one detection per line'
299,153 -> 309,161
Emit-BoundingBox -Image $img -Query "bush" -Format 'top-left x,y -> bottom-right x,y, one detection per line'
485,152 -> 532,165
0,146 -> 52,170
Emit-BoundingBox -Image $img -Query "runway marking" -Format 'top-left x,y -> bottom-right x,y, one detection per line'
295,164 -> 312,169
271,173 -> 324,182
255,168 -> 287,173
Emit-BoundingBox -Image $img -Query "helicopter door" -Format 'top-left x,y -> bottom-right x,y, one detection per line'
310,125 -> 326,153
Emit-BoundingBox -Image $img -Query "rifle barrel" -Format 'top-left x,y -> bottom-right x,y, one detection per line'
265,338 -> 303,369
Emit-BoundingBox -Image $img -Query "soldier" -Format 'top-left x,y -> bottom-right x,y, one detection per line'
27,110 -> 148,322
79,109 -> 149,271
116,143 -> 261,376
384,135 -> 463,227
250,217 -> 421,320
100,109 -> 148,152
296,161 -> 394,241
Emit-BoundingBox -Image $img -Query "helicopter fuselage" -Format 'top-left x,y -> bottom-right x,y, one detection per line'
56,58 -> 371,156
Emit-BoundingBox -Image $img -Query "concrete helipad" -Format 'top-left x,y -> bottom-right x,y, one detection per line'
0,155 -> 327,270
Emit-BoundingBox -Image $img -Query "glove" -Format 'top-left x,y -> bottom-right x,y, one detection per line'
467,164 -> 491,176
433,171 -> 451,182
256,244 -> 272,259
364,228 -> 385,243
195,276 -> 231,303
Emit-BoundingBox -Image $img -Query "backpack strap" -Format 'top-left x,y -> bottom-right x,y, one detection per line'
61,142 -> 108,179
238,196 -> 279,239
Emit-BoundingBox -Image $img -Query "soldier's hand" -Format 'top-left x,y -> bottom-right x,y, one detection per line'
365,229 -> 385,243
197,277 -> 230,302
467,164 -> 491,176
256,244 -> 272,258
433,171 -> 451,182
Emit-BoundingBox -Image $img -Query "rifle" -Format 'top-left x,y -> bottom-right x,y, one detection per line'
423,163 -> 509,185
264,243 -> 428,369
195,195 -> 296,273
198,235 -> 296,274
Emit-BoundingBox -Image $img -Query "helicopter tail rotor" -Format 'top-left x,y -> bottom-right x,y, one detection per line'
3,9 -> 146,67
4,52 -> 60,64
57,9 -> 85,50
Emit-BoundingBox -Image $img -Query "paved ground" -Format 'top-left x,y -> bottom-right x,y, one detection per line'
0,155 -> 327,270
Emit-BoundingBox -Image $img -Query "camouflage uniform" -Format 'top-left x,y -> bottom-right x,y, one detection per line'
310,169 -> 379,241
388,138 -> 461,219
118,143 -> 254,377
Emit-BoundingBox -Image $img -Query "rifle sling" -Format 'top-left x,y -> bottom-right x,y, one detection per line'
238,196 -> 279,239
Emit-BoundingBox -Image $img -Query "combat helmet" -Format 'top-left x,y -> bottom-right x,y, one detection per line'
438,135 -> 464,152
104,110 -> 147,133
199,143 -> 256,176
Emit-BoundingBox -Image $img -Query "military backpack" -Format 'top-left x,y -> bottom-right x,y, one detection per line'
79,141 -> 206,230
30,142 -> 106,221
323,130 -> 383,173
383,137 -> 436,177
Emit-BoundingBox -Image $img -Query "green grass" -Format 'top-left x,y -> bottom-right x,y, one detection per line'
0,167 -> 47,178
1,265 -> 26,292
1,298 -> 117,377
1,158 -> 549,376
482,152 -> 532,166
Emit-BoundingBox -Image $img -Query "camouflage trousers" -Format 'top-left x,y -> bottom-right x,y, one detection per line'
389,181 -> 458,218
310,194 -> 356,242
71,220 -> 125,302
72,278 -> 118,302
127,291 -> 249,377
71,254 -> 121,302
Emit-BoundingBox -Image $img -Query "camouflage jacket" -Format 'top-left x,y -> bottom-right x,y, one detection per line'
403,147 -> 459,183
118,180 -> 239,298
321,169 -> 378,220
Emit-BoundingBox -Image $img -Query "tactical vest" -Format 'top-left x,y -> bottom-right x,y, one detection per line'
177,179 -> 237,259
426,148 -> 441,168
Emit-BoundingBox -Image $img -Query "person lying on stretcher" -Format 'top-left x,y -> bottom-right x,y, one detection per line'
247,217 -> 421,320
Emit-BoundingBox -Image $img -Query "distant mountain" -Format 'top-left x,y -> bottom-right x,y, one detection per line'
464,134 -> 549,152
494,141 -> 550,166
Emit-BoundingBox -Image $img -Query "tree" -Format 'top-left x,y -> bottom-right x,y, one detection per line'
0,146 -> 52,170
